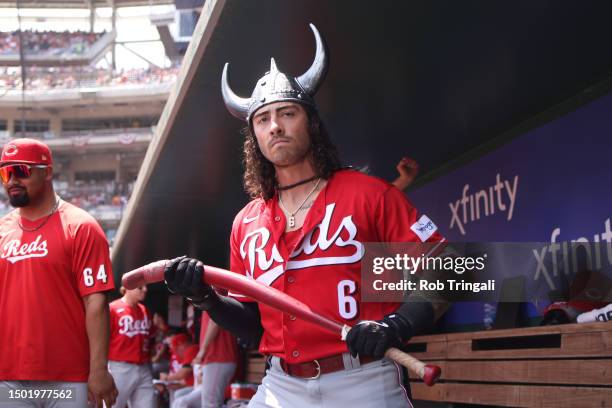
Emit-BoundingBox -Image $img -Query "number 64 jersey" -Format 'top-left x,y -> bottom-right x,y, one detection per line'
229,169 -> 445,364
0,200 -> 115,381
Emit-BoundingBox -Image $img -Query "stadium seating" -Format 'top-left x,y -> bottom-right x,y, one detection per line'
0,30 -> 102,57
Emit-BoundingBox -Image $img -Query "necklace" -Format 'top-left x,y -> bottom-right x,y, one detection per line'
277,174 -> 321,191
18,197 -> 60,232
278,178 -> 321,228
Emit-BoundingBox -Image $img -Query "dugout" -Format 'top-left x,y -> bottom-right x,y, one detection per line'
111,1 -> 612,405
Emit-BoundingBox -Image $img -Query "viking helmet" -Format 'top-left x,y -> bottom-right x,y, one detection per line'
221,23 -> 329,123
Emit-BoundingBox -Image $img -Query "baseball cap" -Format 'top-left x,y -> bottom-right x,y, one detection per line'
0,138 -> 53,166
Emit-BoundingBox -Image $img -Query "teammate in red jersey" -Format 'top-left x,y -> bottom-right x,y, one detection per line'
108,285 -> 155,407
0,138 -> 117,407
173,312 -> 238,408
158,334 -> 199,405
164,25 -> 448,407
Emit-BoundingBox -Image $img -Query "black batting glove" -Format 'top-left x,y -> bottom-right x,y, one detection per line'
164,256 -> 219,310
345,315 -> 413,359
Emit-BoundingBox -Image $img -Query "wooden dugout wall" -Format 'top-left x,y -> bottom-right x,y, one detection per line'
244,322 -> 612,407
408,322 -> 612,407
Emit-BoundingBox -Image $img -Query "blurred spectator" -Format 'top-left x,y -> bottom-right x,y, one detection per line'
54,180 -> 129,211
0,65 -> 179,91
0,30 -> 102,56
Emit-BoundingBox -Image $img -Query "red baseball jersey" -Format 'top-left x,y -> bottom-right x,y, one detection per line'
180,345 -> 199,386
0,200 -> 115,381
229,169 -> 445,363
108,299 -> 153,364
199,313 -> 238,364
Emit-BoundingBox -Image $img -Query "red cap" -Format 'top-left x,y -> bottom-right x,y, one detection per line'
0,138 -> 53,166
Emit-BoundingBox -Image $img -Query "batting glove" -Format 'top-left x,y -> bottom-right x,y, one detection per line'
164,256 -> 219,310
345,315 -> 413,359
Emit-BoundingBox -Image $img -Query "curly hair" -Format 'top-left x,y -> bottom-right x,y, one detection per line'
242,105 -> 342,200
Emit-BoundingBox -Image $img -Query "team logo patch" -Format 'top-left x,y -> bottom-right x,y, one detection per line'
3,144 -> 18,156
411,215 -> 437,242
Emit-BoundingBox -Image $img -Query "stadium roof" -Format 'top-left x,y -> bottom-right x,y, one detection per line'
0,0 -> 172,8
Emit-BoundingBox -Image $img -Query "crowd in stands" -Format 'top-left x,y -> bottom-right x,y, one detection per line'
0,30 -> 103,56
0,65 -> 179,90
0,180 -> 132,245
56,179 -> 132,212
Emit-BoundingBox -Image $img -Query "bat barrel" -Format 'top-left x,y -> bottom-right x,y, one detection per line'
120,260 -> 442,386
121,260 -> 167,289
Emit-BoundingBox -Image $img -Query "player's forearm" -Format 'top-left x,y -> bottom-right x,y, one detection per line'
84,292 -> 111,372
200,319 -> 221,352
167,367 -> 191,381
207,296 -> 263,341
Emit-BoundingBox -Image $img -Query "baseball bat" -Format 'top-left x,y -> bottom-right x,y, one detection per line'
122,259 -> 442,386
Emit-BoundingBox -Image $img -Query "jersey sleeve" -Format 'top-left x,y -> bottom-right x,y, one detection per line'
375,186 -> 453,308
375,185 -> 446,245
72,219 -> 115,296
228,218 -> 255,302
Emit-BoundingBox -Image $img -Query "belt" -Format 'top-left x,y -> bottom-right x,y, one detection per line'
279,354 -> 376,379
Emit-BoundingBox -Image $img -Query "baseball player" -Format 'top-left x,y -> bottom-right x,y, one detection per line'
173,311 -> 238,408
164,25 -> 447,407
151,312 -> 172,377
159,334 -> 199,406
0,138 -> 117,407
108,285 -> 155,407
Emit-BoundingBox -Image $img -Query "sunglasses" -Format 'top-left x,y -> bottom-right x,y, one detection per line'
0,164 -> 48,183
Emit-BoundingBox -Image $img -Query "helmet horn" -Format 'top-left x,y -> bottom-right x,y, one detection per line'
221,63 -> 251,120
296,24 -> 329,95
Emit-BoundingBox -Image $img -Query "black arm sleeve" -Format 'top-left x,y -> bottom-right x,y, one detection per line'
387,299 -> 435,338
206,296 -> 264,342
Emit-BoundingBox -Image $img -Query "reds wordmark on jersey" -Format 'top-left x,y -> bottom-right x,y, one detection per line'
109,299 -> 154,364
229,169 -> 445,363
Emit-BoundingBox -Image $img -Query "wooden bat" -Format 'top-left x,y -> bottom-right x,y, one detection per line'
122,259 -> 442,386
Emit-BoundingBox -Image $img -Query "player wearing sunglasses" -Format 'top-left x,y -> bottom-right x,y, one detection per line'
0,138 -> 118,408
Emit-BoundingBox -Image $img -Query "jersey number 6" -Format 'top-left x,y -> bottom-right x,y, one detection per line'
337,280 -> 358,319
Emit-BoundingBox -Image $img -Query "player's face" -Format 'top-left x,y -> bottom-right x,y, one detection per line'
127,285 -> 147,302
251,102 -> 311,167
1,164 -> 50,208
135,285 -> 147,301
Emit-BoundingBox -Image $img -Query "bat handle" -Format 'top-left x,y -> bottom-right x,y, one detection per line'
340,324 -> 441,386
384,347 -> 441,386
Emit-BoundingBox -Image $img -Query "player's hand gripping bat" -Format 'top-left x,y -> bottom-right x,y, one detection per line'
122,260 -> 442,386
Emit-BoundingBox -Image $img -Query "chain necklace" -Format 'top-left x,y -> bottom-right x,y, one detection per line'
278,178 -> 321,228
18,197 -> 60,232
